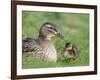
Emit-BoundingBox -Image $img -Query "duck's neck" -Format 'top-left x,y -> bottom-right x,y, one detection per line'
38,34 -> 51,41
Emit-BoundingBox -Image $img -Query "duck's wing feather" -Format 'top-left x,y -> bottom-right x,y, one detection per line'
72,46 -> 79,58
22,38 -> 40,52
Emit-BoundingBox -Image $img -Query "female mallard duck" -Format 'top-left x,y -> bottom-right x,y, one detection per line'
22,22 -> 64,63
63,42 -> 78,60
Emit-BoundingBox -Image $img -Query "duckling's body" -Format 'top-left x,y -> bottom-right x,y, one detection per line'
22,22 -> 63,63
63,42 -> 78,60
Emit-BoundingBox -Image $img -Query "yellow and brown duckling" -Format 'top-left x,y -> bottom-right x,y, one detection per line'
22,22 -> 64,63
62,42 -> 79,60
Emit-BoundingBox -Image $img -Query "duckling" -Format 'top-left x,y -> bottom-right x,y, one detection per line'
62,42 -> 78,60
22,22 -> 64,63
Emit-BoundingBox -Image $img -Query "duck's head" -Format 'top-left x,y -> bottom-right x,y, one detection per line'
65,42 -> 73,50
39,22 -> 64,40
64,42 -> 78,59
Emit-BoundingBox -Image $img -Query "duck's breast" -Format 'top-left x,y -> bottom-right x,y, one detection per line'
41,41 -> 57,63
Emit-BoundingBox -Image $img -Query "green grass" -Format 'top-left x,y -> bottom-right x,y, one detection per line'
22,11 -> 89,69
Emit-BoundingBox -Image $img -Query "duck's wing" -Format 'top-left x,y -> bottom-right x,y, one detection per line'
72,46 -> 79,59
22,38 -> 40,52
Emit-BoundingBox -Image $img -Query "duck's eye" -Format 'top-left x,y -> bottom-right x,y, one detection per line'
47,27 -> 57,32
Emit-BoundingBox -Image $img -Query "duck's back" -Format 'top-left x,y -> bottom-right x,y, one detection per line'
22,38 -> 40,52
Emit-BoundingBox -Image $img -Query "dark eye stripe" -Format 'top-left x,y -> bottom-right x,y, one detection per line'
48,27 -> 57,32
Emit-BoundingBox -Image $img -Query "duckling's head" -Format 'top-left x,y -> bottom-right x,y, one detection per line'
65,42 -> 73,50
63,42 -> 78,59
39,22 -> 64,40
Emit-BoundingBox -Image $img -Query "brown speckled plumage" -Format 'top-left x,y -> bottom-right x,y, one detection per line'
63,42 -> 79,60
22,22 -> 63,63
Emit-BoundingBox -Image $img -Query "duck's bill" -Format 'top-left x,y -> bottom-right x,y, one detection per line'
57,33 -> 64,40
